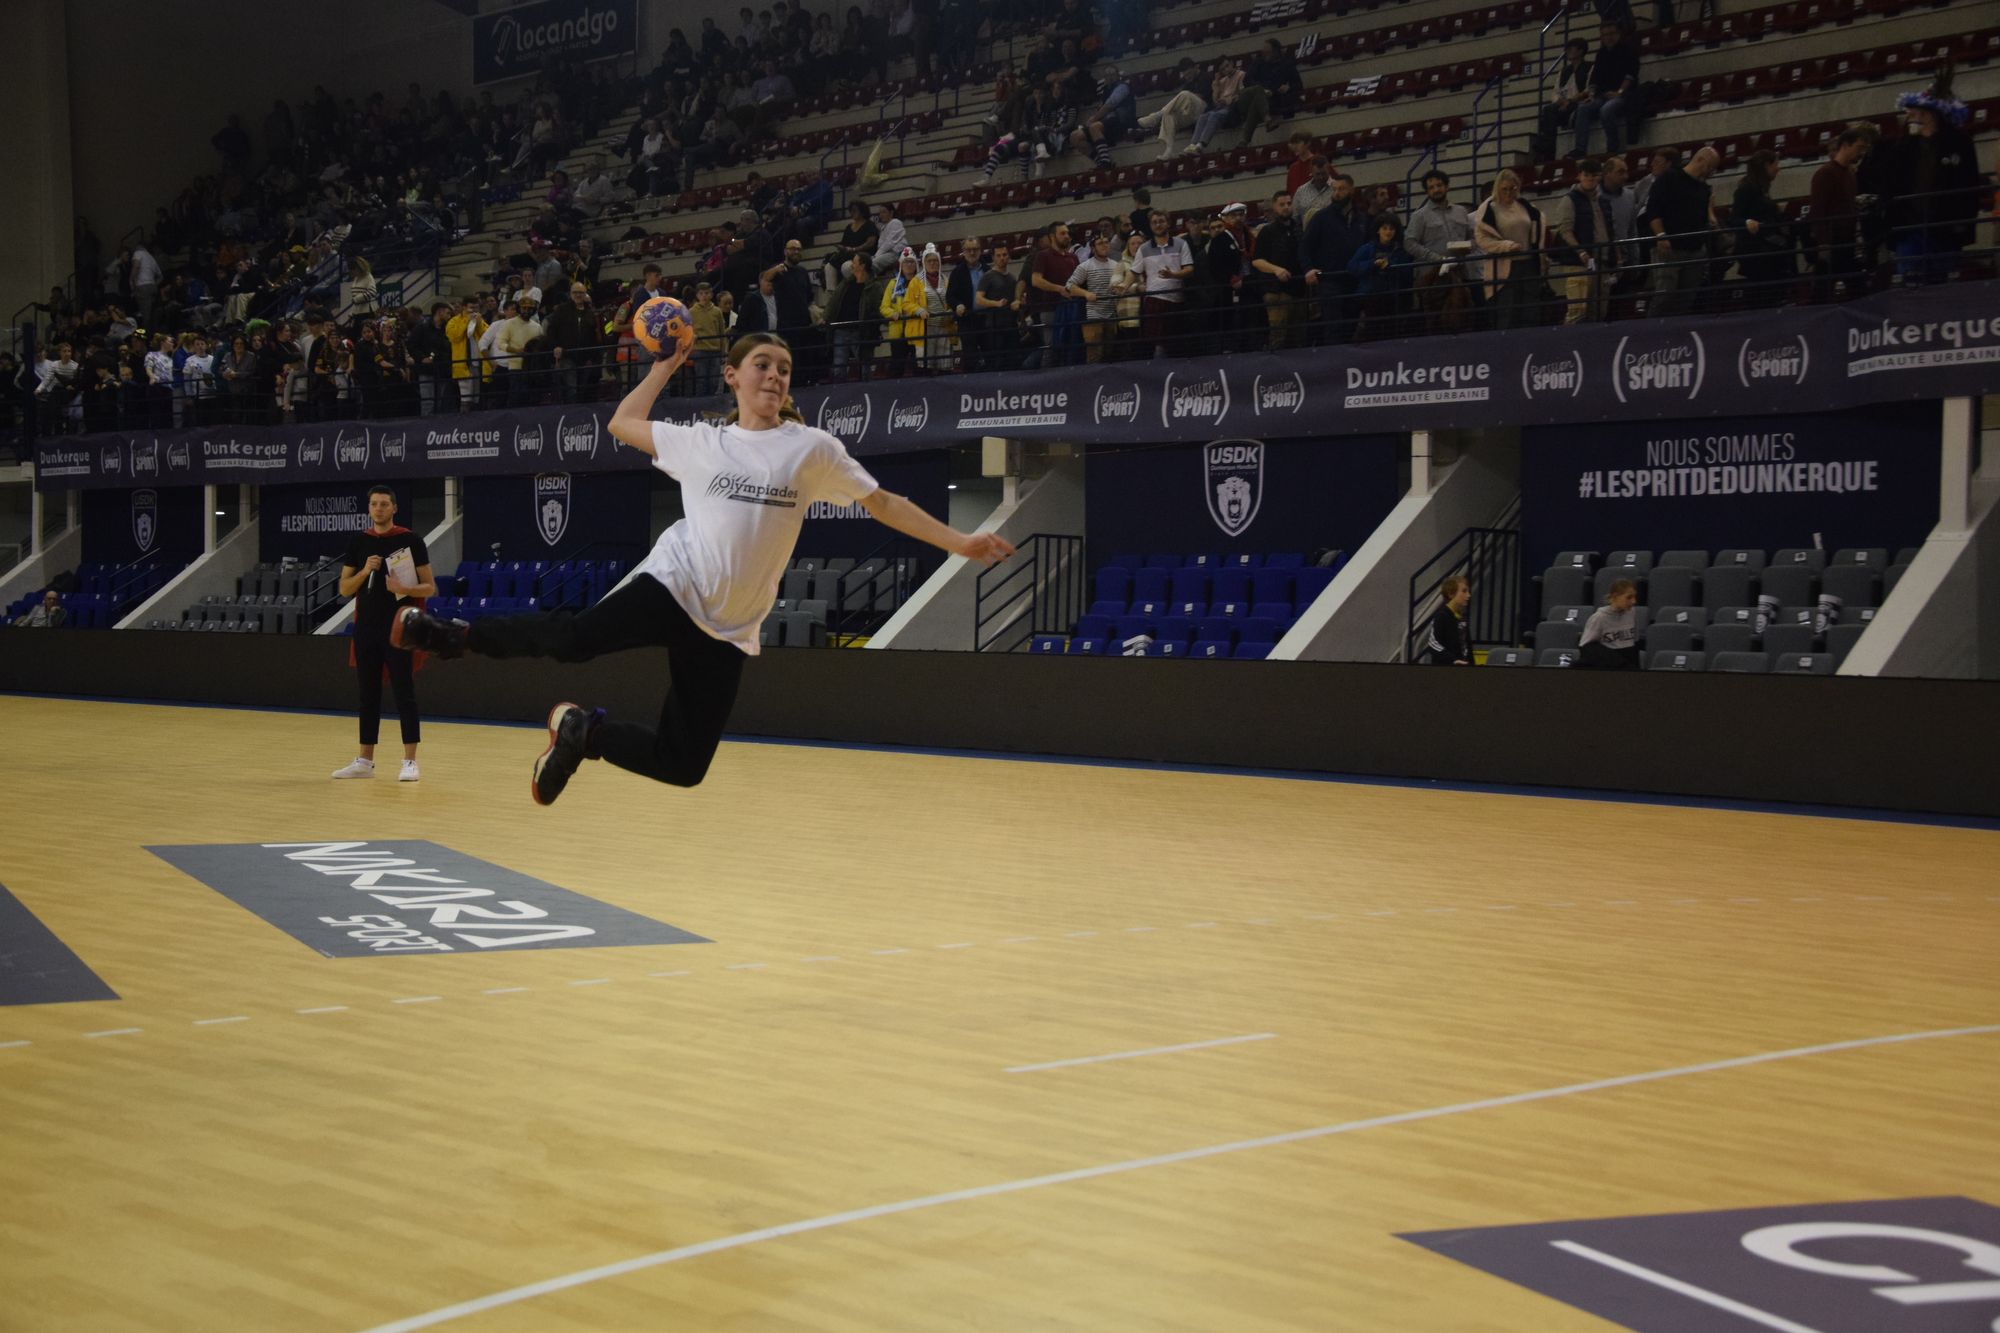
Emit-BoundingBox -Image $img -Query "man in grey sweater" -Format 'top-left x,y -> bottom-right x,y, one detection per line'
1578,579 -> 1642,669
1404,170 -> 1476,334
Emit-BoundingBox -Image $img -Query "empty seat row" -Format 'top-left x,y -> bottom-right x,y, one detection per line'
1095,564 -> 1339,610
1489,648 -> 1836,673
1032,635 -> 1278,660
151,618 -> 267,635
1538,547 -> 1916,620
1075,608 -> 1295,648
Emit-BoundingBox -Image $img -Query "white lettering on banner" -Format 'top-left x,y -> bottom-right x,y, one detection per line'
1161,371 -> 1230,427
280,495 -> 367,536
1344,360 -> 1491,408
1644,434 -> 1798,465
959,389 -> 1070,430
39,446 -> 90,477
1573,459 -> 1879,499
1739,335 -> 1809,387
1522,351 -> 1584,399
817,398 -> 871,442
1612,333 -> 1705,403
426,424 -> 503,461
1093,384 -> 1141,424
887,399 -> 930,433
262,842 -> 595,951
491,5 -> 622,70
805,499 -> 869,519
202,438 -> 291,471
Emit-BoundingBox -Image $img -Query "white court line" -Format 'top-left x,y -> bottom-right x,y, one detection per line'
1000,937 -> 1040,944
354,1021 -> 2000,1333
392,996 -> 442,1005
1063,931 -> 1099,938
298,1005 -> 348,1015
1123,926 -> 1158,933
83,1028 -> 142,1039
1550,1240 -> 1826,1332
1245,918 -> 1275,925
1363,910 -> 1396,917
1484,905 -> 1519,912
1304,914 -> 1338,921
568,979 -> 612,987
193,1016 -> 248,1027
0,1040 -> 31,1049
484,988 -> 530,995
935,943 -> 975,951
647,971 -> 689,978
1185,922 -> 1217,929
870,948 -> 909,956
801,956 -> 842,963
1006,1033 -> 1276,1074
725,963 -> 768,970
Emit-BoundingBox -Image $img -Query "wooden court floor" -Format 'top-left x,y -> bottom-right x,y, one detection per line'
1,694 -> 1995,1333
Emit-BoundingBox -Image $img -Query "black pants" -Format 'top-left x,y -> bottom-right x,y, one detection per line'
467,574 -> 746,788
355,633 -> 421,746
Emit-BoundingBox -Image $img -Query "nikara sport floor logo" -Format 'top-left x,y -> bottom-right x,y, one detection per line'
1204,439 -> 1264,537
1403,1196 -> 2000,1333
147,840 -> 707,956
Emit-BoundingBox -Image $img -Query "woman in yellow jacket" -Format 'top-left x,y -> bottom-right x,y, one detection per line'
443,297 -> 489,407
879,247 -> 926,377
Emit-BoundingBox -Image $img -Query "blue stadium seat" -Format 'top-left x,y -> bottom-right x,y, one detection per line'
1143,554 -> 1180,570
1212,569 -> 1252,603
1263,553 -> 1305,570
1031,635 -> 1065,654
1222,553 -> 1260,570
1105,553 -> 1143,571
1182,553 -> 1225,569
1087,599 -> 1125,619
1093,567 -> 1131,604
1249,601 -> 1293,627
1144,640 -> 1188,657
1129,598 -> 1169,618
1295,565 -> 1337,603
1066,636 -> 1111,655
1190,639 -> 1232,659
1169,600 -> 1205,620
1240,616 -> 1281,643
1169,568 -> 1211,606
1132,568 -> 1172,601
1251,569 -> 1294,603
1074,614 -> 1113,639
1110,615 -> 1158,642
1194,618 -> 1237,645
1157,616 -> 1196,645
1212,600 -> 1249,619
1233,641 -> 1277,659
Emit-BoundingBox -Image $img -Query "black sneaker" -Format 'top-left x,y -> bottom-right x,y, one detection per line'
391,606 -> 470,657
531,702 -> 593,807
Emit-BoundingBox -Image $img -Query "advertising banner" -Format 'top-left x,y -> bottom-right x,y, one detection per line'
472,0 -> 636,85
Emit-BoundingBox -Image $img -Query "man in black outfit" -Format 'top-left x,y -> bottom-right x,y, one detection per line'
331,485 -> 436,782
1419,575 -> 1474,665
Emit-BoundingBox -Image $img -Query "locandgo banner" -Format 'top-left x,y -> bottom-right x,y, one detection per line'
37,282 -> 1996,492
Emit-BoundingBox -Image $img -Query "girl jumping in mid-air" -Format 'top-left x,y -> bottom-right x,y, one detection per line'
393,332 -> 1015,805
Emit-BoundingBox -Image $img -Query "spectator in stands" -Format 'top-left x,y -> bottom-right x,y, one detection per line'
1068,232 -> 1120,363
972,244 -> 1024,372
980,85 -> 1060,181
14,590 -> 65,629
1572,23 -> 1638,158
1253,191 -> 1307,350
445,297 -> 486,409
333,485 -> 433,783
1472,170 -> 1547,329
916,245 -> 956,371
740,272 -> 782,335
1810,127 -> 1872,302
1551,158 -> 1615,323
1418,577 -> 1471,665
1186,59 -> 1247,155
829,202 -> 878,286
1577,580 -> 1641,669
1137,59 -> 1210,161
1282,132 -> 1318,196
871,203 -> 908,274
128,243 -> 164,326
1135,210 -> 1194,359
182,335 -> 216,426
1875,73 -> 1984,286
1404,170 -> 1475,333
1731,150 -> 1794,307
1347,214 -> 1413,340
347,257 -> 380,322
880,249 -> 927,376
945,236 -> 987,358
543,282 -> 602,402
573,159 -> 623,218
1537,39 -> 1593,160
1645,145 -> 1718,317
489,295 -> 545,406
1071,64 -> 1139,170
1303,173 -> 1368,344
1246,37 -> 1303,134
1205,202 -> 1252,350
764,238 -> 818,339
1292,156 -> 1334,226
821,256 -> 871,380
1028,221 -> 1083,367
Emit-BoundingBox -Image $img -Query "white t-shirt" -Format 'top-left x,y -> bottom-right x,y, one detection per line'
638,420 -> 880,654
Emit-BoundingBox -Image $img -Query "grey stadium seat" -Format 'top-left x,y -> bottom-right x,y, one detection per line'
1604,549 -> 1653,572
1759,563 -> 1817,607
1773,653 -> 1836,674
1884,562 -> 1910,597
758,620 -> 778,647
1552,551 -> 1600,572
1702,564 -> 1758,611
1713,548 -> 1768,571
1537,648 -> 1577,668
779,613 -> 826,647
1825,622 -> 1866,666
1547,605 -> 1595,627
781,569 -> 811,602
1652,605 -> 1705,628
1649,650 -> 1706,671
1704,622 -> 1760,655
1820,564 -> 1881,608
1485,647 -> 1534,666
1647,566 -> 1700,607
1761,622 -> 1818,655
1711,651 -> 1771,673
1771,547 -> 1826,571
1657,549 -> 1708,569
1539,566 -> 1593,617
1591,567 -> 1646,603
1535,621 -> 1583,651
1645,622 -> 1702,653
797,599 -> 829,624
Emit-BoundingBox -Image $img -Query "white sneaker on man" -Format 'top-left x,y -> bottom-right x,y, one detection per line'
399,760 -> 420,783
331,758 -> 376,779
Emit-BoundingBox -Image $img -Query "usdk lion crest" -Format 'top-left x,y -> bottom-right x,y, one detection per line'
131,488 -> 159,553
1203,439 -> 1264,537
535,473 -> 571,547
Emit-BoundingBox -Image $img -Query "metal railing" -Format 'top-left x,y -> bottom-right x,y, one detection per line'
973,532 -> 1082,653
822,535 -> 933,645
1408,526 -> 1523,662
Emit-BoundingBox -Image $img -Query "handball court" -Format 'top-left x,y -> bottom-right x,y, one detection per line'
2,693 -> 1996,1333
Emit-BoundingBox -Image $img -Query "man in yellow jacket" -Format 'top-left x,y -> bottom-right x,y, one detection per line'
443,296 -> 489,409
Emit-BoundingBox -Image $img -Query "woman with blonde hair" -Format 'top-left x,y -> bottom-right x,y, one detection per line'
347,256 -> 379,320
1471,169 -> 1547,328
392,332 -> 1015,806
918,244 -> 955,370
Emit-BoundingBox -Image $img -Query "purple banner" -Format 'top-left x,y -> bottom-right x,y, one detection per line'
37,282 -> 1995,493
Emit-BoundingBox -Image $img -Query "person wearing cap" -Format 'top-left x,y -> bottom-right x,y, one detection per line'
489,293 -> 544,406
1204,203 -> 1252,349
879,248 -> 927,376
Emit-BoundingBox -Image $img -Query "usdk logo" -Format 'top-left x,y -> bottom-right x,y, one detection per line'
1738,334 -> 1808,388
513,423 -> 545,459
1203,439 -> 1264,538
1162,369 -> 1230,428
1612,331 -> 1705,404
1251,372 -> 1305,417
100,445 -> 123,475
166,441 -> 192,472
556,415 -> 598,462
130,440 -> 160,478
131,489 -> 159,553
535,473 -> 571,547
885,398 -> 929,434
297,436 -> 326,468
378,432 -> 408,465
1093,383 -> 1142,425
1521,350 -> 1584,399
817,395 -> 872,443
333,428 -> 370,470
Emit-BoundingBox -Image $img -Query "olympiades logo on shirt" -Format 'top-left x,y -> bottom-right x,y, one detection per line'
706,474 -> 801,508
1251,371 -> 1305,417
131,489 -> 159,554
535,473 -> 572,547
1093,382 -> 1142,425
100,445 -> 123,476
1613,330 -> 1705,404
1203,439 -> 1264,538
166,440 -> 192,473
1162,369 -> 1230,429
1521,349 -> 1585,400
297,436 -> 326,469
130,439 -> 160,479
885,397 -> 930,436
333,427 -> 371,471
513,423 -> 545,459
1738,333 -> 1808,389
817,395 -> 872,444
378,432 -> 408,465
556,415 -> 598,462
